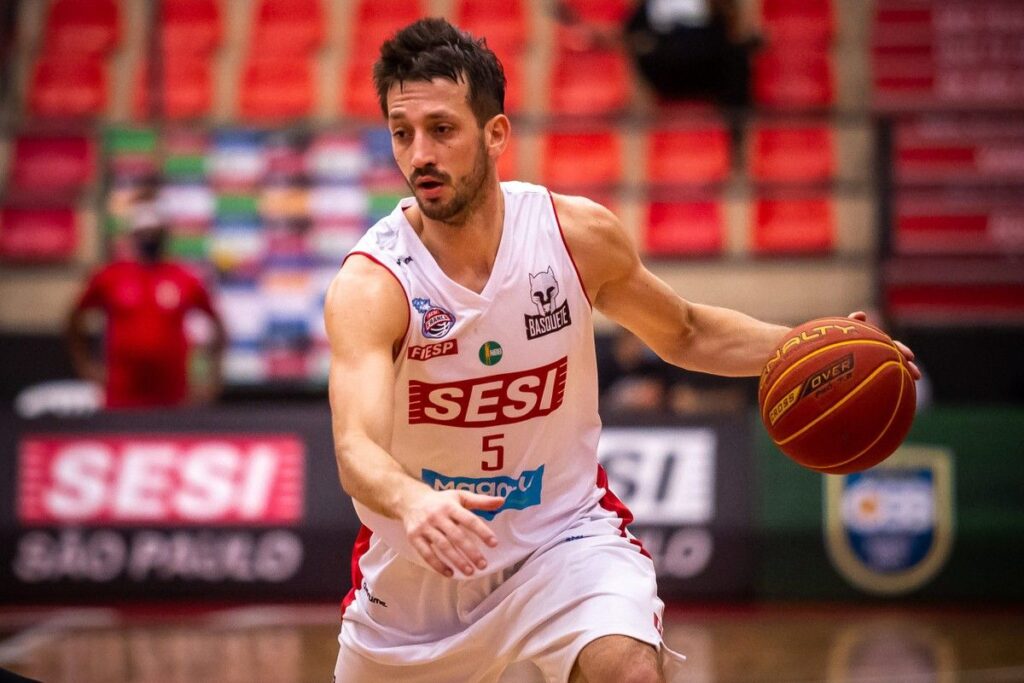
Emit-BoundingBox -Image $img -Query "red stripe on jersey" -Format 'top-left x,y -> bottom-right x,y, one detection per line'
595,464 -> 651,559
340,524 -> 373,619
548,191 -> 594,309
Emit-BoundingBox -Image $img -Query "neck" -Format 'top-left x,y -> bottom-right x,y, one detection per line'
411,180 -> 505,293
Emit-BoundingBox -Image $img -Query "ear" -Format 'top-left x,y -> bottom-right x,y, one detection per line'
484,114 -> 511,164
546,266 -> 554,276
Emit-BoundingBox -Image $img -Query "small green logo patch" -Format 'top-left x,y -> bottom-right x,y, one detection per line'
479,341 -> 503,366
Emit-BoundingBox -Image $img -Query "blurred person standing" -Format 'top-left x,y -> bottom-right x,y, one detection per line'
66,189 -> 226,409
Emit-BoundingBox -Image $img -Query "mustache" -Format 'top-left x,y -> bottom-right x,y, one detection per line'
410,167 -> 451,184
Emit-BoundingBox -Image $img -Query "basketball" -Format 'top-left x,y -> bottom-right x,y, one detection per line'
758,317 -> 916,474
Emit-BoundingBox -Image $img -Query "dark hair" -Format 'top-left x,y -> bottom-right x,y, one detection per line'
373,18 -> 506,126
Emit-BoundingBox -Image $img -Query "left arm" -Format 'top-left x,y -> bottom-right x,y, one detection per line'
555,193 -> 788,377
189,279 -> 228,402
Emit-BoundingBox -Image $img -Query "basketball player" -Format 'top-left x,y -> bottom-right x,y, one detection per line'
325,19 -> 919,682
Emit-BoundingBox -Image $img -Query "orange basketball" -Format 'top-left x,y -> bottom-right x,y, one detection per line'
758,317 -> 916,474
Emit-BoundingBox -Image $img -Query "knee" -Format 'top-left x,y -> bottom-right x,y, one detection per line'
614,664 -> 661,683
581,659 -> 662,683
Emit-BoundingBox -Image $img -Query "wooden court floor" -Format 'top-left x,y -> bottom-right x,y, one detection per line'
0,603 -> 1022,682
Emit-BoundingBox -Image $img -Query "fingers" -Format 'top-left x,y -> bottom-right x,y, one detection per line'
452,505 -> 499,548
892,340 -> 923,380
410,535 -> 453,578
439,518 -> 489,572
424,527 -> 477,576
459,491 -> 506,511
848,310 -> 868,321
405,492 -> 501,578
894,339 -> 915,361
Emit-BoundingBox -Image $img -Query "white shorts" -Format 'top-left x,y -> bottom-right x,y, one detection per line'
335,508 -> 686,682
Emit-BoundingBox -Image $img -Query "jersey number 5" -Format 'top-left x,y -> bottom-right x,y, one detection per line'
481,434 -> 504,471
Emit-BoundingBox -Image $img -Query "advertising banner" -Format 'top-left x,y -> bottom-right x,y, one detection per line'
0,407 -> 754,603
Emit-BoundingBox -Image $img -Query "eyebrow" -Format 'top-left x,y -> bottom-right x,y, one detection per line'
388,109 -> 456,123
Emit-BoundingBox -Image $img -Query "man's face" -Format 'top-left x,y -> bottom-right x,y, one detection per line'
386,77 -> 492,223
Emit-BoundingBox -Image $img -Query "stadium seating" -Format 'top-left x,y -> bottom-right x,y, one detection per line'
749,124 -> 834,183
340,58 -> 382,120
28,57 -> 108,119
548,48 -> 631,116
541,131 -> 622,189
558,0 -> 632,28
646,125 -> 731,186
42,0 -> 120,57
239,57 -> 315,121
455,0 -> 527,55
760,0 -> 833,49
133,57 -> 214,120
643,201 -> 724,256
251,0 -> 325,55
753,49 -> 834,109
161,0 -> 222,55
751,196 -> 835,253
8,135 -> 96,197
0,206 -> 78,262
352,0 -> 425,52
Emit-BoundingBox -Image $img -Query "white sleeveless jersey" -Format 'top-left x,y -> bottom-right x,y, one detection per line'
344,181 -> 605,575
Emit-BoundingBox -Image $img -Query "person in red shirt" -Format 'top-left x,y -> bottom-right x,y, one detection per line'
67,193 -> 226,409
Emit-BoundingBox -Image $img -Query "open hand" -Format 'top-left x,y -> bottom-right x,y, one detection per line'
848,311 -> 922,381
401,488 -> 504,578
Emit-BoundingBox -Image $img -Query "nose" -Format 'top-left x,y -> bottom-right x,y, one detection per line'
409,133 -> 437,171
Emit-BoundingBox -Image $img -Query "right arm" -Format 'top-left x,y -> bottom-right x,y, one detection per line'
325,256 -> 502,577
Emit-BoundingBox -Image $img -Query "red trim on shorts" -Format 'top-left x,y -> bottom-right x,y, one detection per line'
342,251 -> 411,351
341,525 -> 373,619
596,464 -> 652,559
547,191 -> 594,309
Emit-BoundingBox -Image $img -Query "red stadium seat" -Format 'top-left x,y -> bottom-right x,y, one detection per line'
455,0 -> 527,55
29,57 -> 108,119
0,206 -> 78,262
340,57 -> 383,120
559,0 -> 632,28
541,131 -> 622,189
43,0 -> 120,56
239,57 -> 315,121
352,0 -> 425,51
252,0 -> 325,55
760,0 -> 833,49
133,57 -> 214,120
549,49 -> 631,116
161,0 -> 222,55
501,52 -> 524,114
9,136 -> 96,196
752,197 -> 835,253
643,201 -> 724,256
753,50 -> 834,109
750,124 -> 835,182
647,126 -> 731,185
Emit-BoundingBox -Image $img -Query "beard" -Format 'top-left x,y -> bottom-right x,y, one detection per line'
407,141 -> 491,224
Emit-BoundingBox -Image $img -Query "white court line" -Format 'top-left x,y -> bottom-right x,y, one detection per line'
0,609 -> 119,665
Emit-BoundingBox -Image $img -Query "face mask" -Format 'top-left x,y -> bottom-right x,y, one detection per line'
133,231 -> 167,262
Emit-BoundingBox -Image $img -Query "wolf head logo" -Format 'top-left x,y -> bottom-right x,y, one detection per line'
529,268 -> 559,315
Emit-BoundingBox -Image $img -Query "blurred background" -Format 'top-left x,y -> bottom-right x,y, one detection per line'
0,0 -> 1022,681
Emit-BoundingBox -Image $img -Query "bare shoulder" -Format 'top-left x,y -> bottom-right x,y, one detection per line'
325,254 -> 408,348
550,192 -> 639,296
